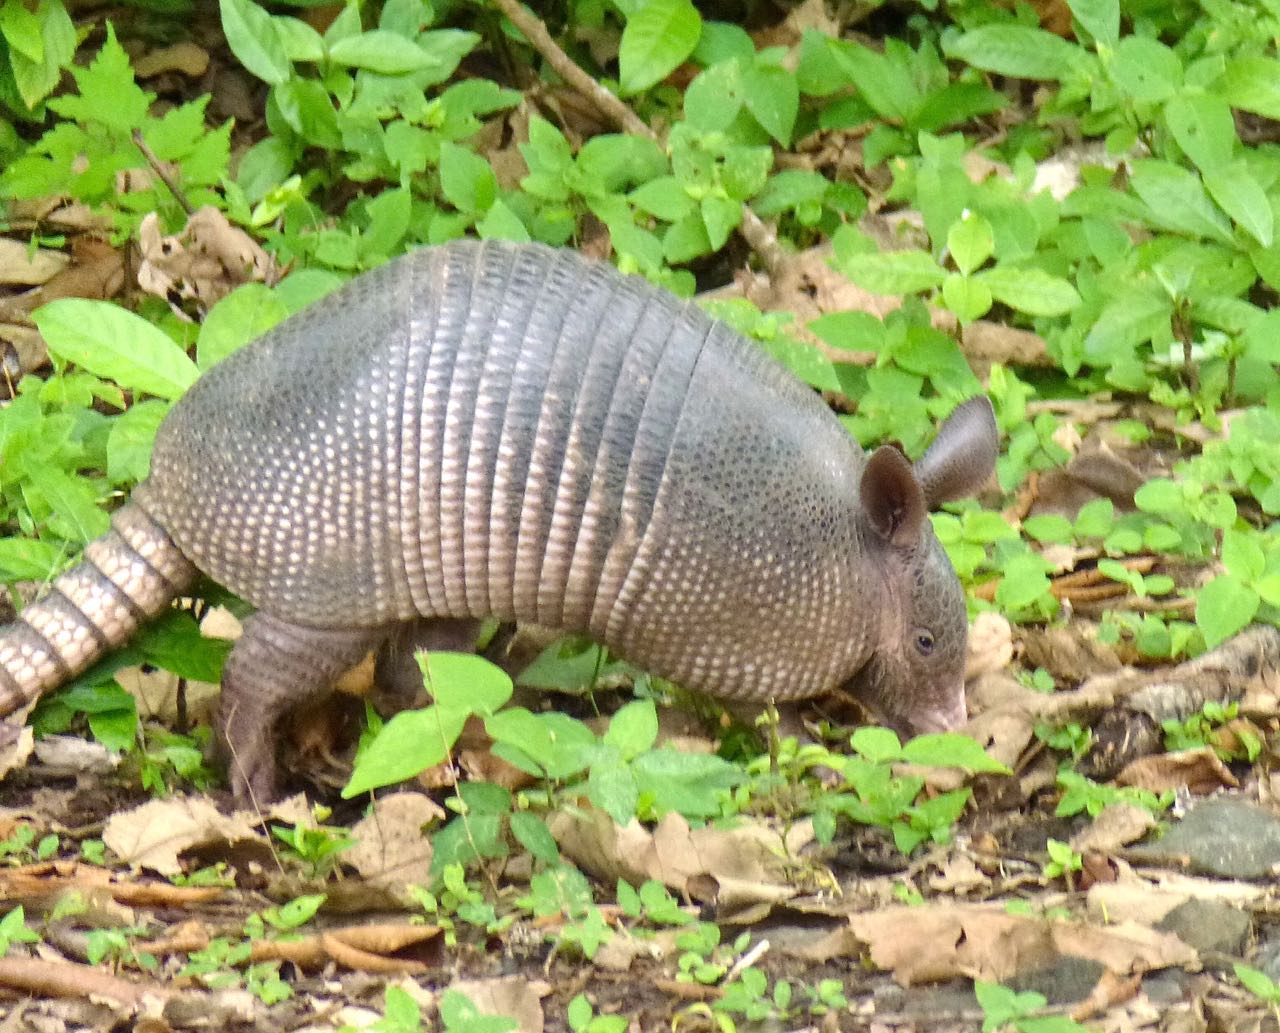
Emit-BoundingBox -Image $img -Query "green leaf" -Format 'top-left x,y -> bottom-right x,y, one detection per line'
419,652 -> 513,717
1129,160 -> 1233,245
22,466 -> 109,543
742,61 -> 797,145
197,283 -> 288,371
510,811 -> 560,864
438,142 -> 497,215
1220,57 -> 1280,121
1067,0 -> 1118,45
700,194 -> 740,251
1197,574 -> 1258,648
826,38 -> 915,121
1108,36 -> 1181,102
47,24 -> 151,133
947,212 -> 993,276
618,0 -> 701,96
106,399 -> 167,485
630,176 -> 694,221
273,16 -> 325,62
941,274 -> 992,323
839,249 -> 945,295
328,30 -> 438,73
219,0 -> 291,85
1164,94 -> 1235,173
603,700 -> 658,759
476,198 -> 531,242
0,537 -> 65,581
850,726 -> 903,763
977,267 -> 1081,316
587,755 -> 639,825
944,25 -> 1080,81
344,706 -> 465,796
0,0 -> 43,62
902,734 -> 1009,773
6,0 -> 75,110
35,300 -> 198,401
683,60 -> 742,132
1203,162 -> 1274,247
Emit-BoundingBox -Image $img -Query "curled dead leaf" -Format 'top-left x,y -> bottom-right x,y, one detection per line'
137,208 -> 276,314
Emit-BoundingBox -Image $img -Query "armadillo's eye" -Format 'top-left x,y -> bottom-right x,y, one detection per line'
915,630 -> 935,656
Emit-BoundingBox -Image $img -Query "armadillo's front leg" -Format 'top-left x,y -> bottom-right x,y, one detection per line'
219,614 -> 389,804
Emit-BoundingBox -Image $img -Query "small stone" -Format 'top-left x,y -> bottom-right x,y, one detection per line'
1156,898 -> 1251,956
1135,798 -> 1280,880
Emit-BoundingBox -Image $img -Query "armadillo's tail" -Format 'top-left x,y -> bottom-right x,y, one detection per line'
0,498 -> 197,715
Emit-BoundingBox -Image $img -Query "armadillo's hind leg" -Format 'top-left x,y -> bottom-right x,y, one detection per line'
218,614 -> 389,805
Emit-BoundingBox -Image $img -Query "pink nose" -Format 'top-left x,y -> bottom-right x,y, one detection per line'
912,696 -> 968,734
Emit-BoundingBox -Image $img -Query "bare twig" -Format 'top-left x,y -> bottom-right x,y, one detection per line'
131,129 -> 194,215
487,0 -> 785,277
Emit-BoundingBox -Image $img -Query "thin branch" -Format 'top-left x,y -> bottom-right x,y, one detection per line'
131,129 -> 194,215
488,0 -> 785,277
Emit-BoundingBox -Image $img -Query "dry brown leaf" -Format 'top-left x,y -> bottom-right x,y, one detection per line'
0,239 -> 68,286
1070,803 -> 1158,855
0,955 -> 170,1007
133,42 -> 210,78
1114,747 -> 1238,796
103,797 -> 261,874
449,976 -> 547,1033
848,904 -> 1196,986
251,922 -> 443,973
966,611 -> 1013,681
343,791 -> 440,895
136,207 -> 276,312
550,806 -> 809,905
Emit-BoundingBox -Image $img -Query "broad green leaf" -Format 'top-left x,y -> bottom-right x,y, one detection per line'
272,76 -> 342,148
1204,162 -> 1274,247
618,0 -> 701,96
603,700 -> 658,758
1220,57 -> 1280,120
1067,0 -> 1118,46
977,267 -> 1080,316
1196,575 -> 1258,648
219,0 -> 291,85
106,399 -> 168,485
700,194 -> 740,251
197,283 -> 288,371
1108,36 -> 1181,102
630,176 -> 695,221
686,59 -> 747,132
587,753 -> 639,825
1164,94 -> 1235,173
0,0 -> 43,62
0,537 -> 65,581
947,212 -> 993,276
476,198 -> 530,242
438,142 -> 497,214
827,38 -> 915,121
839,249 -> 945,295
941,274 -> 992,323
902,734 -> 1009,773
273,16 -> 325,62
1222,528 -> 1265,582
46,24 -> 150,133
694,21 -> 753,65
328,30 -> 436,73
742,61 -> 797,144
1129,160 -> 1233,245
343,706 -> 464,796
418,651 -> 512,717
7,0 -> 75,109
21,466 -> 109,543
35,300 -> 198,400
944,25 -> 1079,81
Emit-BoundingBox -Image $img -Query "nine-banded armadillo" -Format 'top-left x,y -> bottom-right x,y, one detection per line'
0,240 -> 998,803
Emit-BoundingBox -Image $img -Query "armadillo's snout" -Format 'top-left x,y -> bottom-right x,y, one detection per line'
910,694 -> 968,735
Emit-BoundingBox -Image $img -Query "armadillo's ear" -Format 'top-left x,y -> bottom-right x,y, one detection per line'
862,445 -> 927,547
916,396 -> 998,509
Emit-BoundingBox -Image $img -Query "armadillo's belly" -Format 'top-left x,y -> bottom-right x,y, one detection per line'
144,241 -> 703,632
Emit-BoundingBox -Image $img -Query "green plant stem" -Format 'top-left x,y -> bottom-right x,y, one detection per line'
487,0 -> 784,276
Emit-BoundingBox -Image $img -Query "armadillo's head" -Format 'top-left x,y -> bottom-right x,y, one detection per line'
842,398 -> 999,739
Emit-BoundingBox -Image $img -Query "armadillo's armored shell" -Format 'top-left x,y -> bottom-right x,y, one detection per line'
145,241 -> 872,702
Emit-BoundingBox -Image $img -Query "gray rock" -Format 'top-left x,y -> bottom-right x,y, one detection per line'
1156,898 -> 1251,956
1136,798 -> 1280,880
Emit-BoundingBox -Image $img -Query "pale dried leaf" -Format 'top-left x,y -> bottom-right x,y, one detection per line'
449,976 -> 546,1033
133,42 -> 210,78
966,611 -> 1013,681
137,208 -> 276,313
1114,748 -> 1238,796
104,798 -> 260,874
344,791 -> 439,895
0,239 -> 68,286
1070,803 -> 1158,854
